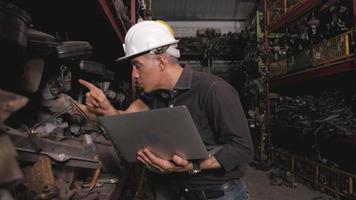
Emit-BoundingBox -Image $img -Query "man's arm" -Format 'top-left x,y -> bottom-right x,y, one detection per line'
200,155 -> 221,170
78,79 -> 149,118
119,98 -> 149,114
205,81 -> 254,172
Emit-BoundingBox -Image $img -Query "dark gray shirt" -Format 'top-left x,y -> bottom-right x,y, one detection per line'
140,65 -> 254,190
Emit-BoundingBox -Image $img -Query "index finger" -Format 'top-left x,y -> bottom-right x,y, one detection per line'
78,79 -> 99,91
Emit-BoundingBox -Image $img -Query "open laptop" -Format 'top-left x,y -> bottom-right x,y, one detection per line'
97,106 -> 209,163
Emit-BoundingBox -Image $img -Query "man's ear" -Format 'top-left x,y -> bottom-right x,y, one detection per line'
157,55 -> 167,71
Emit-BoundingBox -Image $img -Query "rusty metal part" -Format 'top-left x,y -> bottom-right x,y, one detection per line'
0,0 -> 31,49
41,93 -> 74,116
52,168 -> 80,199
83,182 -> 103,188
0,133 -> 23,185
56,168 -> 76,186
0,89 -> 28,123
109,165 -> 133,200
271,91 -> 356,136
27,28 -> 58,57
20,58 -> 45,94
89,167 -> 101,190
98,177 -> 119,184
22,155 -> 55,194
56,41 -> 92,61
134,166 -> 147,199
95,141 -> 123,173
83,176 -> 119,189
55,178 -> 77,200
0,189 -> 14,200
3,125 -> 99,169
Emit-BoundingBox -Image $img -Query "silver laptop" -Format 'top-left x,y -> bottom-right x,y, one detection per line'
97,106 -> 209,163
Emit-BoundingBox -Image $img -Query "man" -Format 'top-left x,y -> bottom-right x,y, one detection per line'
79,21 -> 254,200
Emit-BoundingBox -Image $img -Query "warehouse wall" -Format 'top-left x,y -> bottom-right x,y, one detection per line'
168,21 -> 244,37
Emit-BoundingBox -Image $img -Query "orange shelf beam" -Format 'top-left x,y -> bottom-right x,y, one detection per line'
268,0 -> 322,32
270,58 -> 356,87
98,0 -> 125,43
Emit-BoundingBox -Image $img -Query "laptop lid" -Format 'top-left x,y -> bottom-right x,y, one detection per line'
97,106 -> 209,162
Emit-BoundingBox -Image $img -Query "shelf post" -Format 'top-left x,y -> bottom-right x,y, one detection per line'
131,0 -> 136,24
98,0 -> 125,43
263,0 -> 273,165
344,33 -> 350,56
353,0 -> 356,28
349,176 -> 353,194
353,0 -> 356,72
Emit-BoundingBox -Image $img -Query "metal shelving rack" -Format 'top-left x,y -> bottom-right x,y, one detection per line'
97,1 -> 141,198
270,57 -> 355,87
268,0 -> 322,32
97,0 -> 137,43
265,0 -> 356,89
271,148 -> 356,199
263,0 -> 356,198
97,0 -> 140,100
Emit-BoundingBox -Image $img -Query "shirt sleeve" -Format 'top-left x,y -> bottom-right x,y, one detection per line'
205,81 -> 254,172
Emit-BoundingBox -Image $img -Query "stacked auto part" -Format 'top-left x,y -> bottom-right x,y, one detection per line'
0,2 -> 32,198
0,0 -> 31,53
178,28 -> 245,70
264,0 -> 356,198
0,1 -> 131,199
268,0 -> 354,77
270,91 -> 356,136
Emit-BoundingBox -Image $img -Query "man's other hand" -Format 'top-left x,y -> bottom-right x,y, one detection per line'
137,148 -> 193,173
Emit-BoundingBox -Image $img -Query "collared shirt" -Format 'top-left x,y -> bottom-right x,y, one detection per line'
140,65 -> 254,190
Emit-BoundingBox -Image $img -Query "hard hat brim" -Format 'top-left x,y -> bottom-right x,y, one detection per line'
115,40 -> 179,62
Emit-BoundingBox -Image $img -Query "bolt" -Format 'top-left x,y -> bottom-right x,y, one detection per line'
109,178 -> 118,183
57,153 -> 66,161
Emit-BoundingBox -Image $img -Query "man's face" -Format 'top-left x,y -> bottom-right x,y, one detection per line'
130,53 -> 162,92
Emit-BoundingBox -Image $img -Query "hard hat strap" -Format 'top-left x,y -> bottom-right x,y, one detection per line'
151,45 -> 170,55
150,44 -> 180,58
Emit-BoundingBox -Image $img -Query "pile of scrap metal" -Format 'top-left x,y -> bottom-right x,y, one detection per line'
273,0 -> 353,54
268,168 -> 297,188
266,0 -> 353,73
226,59 -> 267,113
178,37 -> 207,60
270,91 -> 356,137
178,28 -> 245,64
0,1 -> 135,199
112,0 -> 152,31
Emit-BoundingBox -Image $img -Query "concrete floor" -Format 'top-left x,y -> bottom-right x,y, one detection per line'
244,166 -> 334,200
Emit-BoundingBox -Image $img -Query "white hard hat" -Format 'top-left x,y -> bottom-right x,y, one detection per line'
116,21 -> 179,61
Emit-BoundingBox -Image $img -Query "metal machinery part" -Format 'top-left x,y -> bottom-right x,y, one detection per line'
0,90 -> 28,200
0,0 -> 31,52
0,1 -> 139,199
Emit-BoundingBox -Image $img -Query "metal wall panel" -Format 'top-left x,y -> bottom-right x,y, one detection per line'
152,0 -> 258,21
